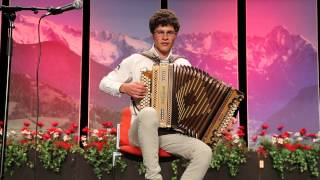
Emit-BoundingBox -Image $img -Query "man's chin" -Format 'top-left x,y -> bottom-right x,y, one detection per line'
159,48 -> 171,54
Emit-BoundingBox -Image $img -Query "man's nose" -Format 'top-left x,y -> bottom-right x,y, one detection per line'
162,34 -> 169,40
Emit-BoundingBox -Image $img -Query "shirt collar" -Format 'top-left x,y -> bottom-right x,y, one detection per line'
150,44 -> 173,61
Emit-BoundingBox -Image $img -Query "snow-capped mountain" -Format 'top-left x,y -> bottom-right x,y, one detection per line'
9,14 -> 319,133
13,14 -> 150,66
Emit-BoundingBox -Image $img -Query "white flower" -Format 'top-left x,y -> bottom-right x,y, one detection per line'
63,135 -> 71,141
82,142 -> 87,147
232,134 -> 240,144
293,132 -> 301,137
93,129 -> 99,134
271,137 -> 277,144
53,132 -> 60,139
98,137 -> 103,141
21,129 -> 31,135
7,130 -> 17,137
277,138 -> 284,145
81,136 -> 86,141
92,129 -> 99,137
296,137 -> 303,141
26,135 -> 32,140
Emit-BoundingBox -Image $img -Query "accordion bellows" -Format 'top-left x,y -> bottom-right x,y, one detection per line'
139,64 -> 244,146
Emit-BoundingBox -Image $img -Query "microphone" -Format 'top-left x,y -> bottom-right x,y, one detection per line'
47,0 -> 82,15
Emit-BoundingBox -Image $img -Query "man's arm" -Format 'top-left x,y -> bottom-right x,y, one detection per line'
119,82 -> 147,99
99,56 -> 133,97
99,54 -> 147,98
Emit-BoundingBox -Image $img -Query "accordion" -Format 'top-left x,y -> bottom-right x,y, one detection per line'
139,63 -> 244,146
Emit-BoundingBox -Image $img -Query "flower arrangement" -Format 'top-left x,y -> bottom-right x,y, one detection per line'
34,121 -> 80,172
2,119 -> 320,179
80,121 -> 127,179
210,118 -> 247,176
0,119 -> 126,179
1,120 -> 81,173
253,123 -> 320,179
0,120 -> 30,176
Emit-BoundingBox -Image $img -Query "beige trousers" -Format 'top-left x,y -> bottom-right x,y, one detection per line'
129,107 -> 212,180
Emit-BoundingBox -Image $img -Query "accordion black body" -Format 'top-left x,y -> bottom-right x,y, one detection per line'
139,64 -> 244,146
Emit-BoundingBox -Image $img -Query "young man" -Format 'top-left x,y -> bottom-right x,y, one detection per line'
99,9 -> 212,180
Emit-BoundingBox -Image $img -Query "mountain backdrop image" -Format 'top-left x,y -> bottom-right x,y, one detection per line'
8,14 -> 319,135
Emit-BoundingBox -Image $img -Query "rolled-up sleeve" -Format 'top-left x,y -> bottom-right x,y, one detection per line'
99,56 -> 133,97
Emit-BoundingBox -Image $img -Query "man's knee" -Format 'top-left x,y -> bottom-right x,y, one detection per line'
138,107 -> 159,127
139,107 -> 157,115
194,142 -> 212,163
202,145 -> 213,161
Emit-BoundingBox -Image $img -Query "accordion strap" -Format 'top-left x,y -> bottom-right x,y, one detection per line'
138,50 -> 184,64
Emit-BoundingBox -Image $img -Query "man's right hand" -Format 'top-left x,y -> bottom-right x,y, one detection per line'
119,82 -> 147,99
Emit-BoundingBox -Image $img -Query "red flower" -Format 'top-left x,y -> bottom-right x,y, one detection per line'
0,120 -> 3,127
70,129 -> 75,134
89,142 -> 104,151
257,146 -> 267,157
306,133 -> 317,138
299,128 -> 307,136
70,122 -> 78,129
21,127 -> 29,131
65,129 -> 72,135
23,120 -> 30,127
54,141 -> 72,150
64,128 -> 75,135
237,129 -> 245,137
73,135 -> 79,142
238,126 -> 245,130
102,121 -> 113,128
47,127 -> 62,135
37,121 -> 44,128
294,143 -> 303,149
223,131 -> 233,141
51,121 -> 59,127
97,129 -> 107,137
251,135 -> 258,142
20,139 -> 29,144
261,123 -> 269,130
277,124 -> 284,131
42,133 -> 51,141
260,130 -> 267,136
110,127 -> 117,135
31,130 -> 37,136
283,143 -> 297,152
82,127 -> 90,134
302,145 -> 313,151
280,131 -> 290,138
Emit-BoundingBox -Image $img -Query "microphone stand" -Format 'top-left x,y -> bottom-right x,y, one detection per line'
0,5 -> 50,180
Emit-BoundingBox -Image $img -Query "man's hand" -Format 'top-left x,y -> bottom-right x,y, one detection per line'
120,82 -> 147,99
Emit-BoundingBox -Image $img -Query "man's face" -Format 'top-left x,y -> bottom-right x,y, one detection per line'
152,25 -> 177,57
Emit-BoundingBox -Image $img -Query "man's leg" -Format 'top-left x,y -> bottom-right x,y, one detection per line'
159,134 -> 212,180
129,107 -> 162,180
